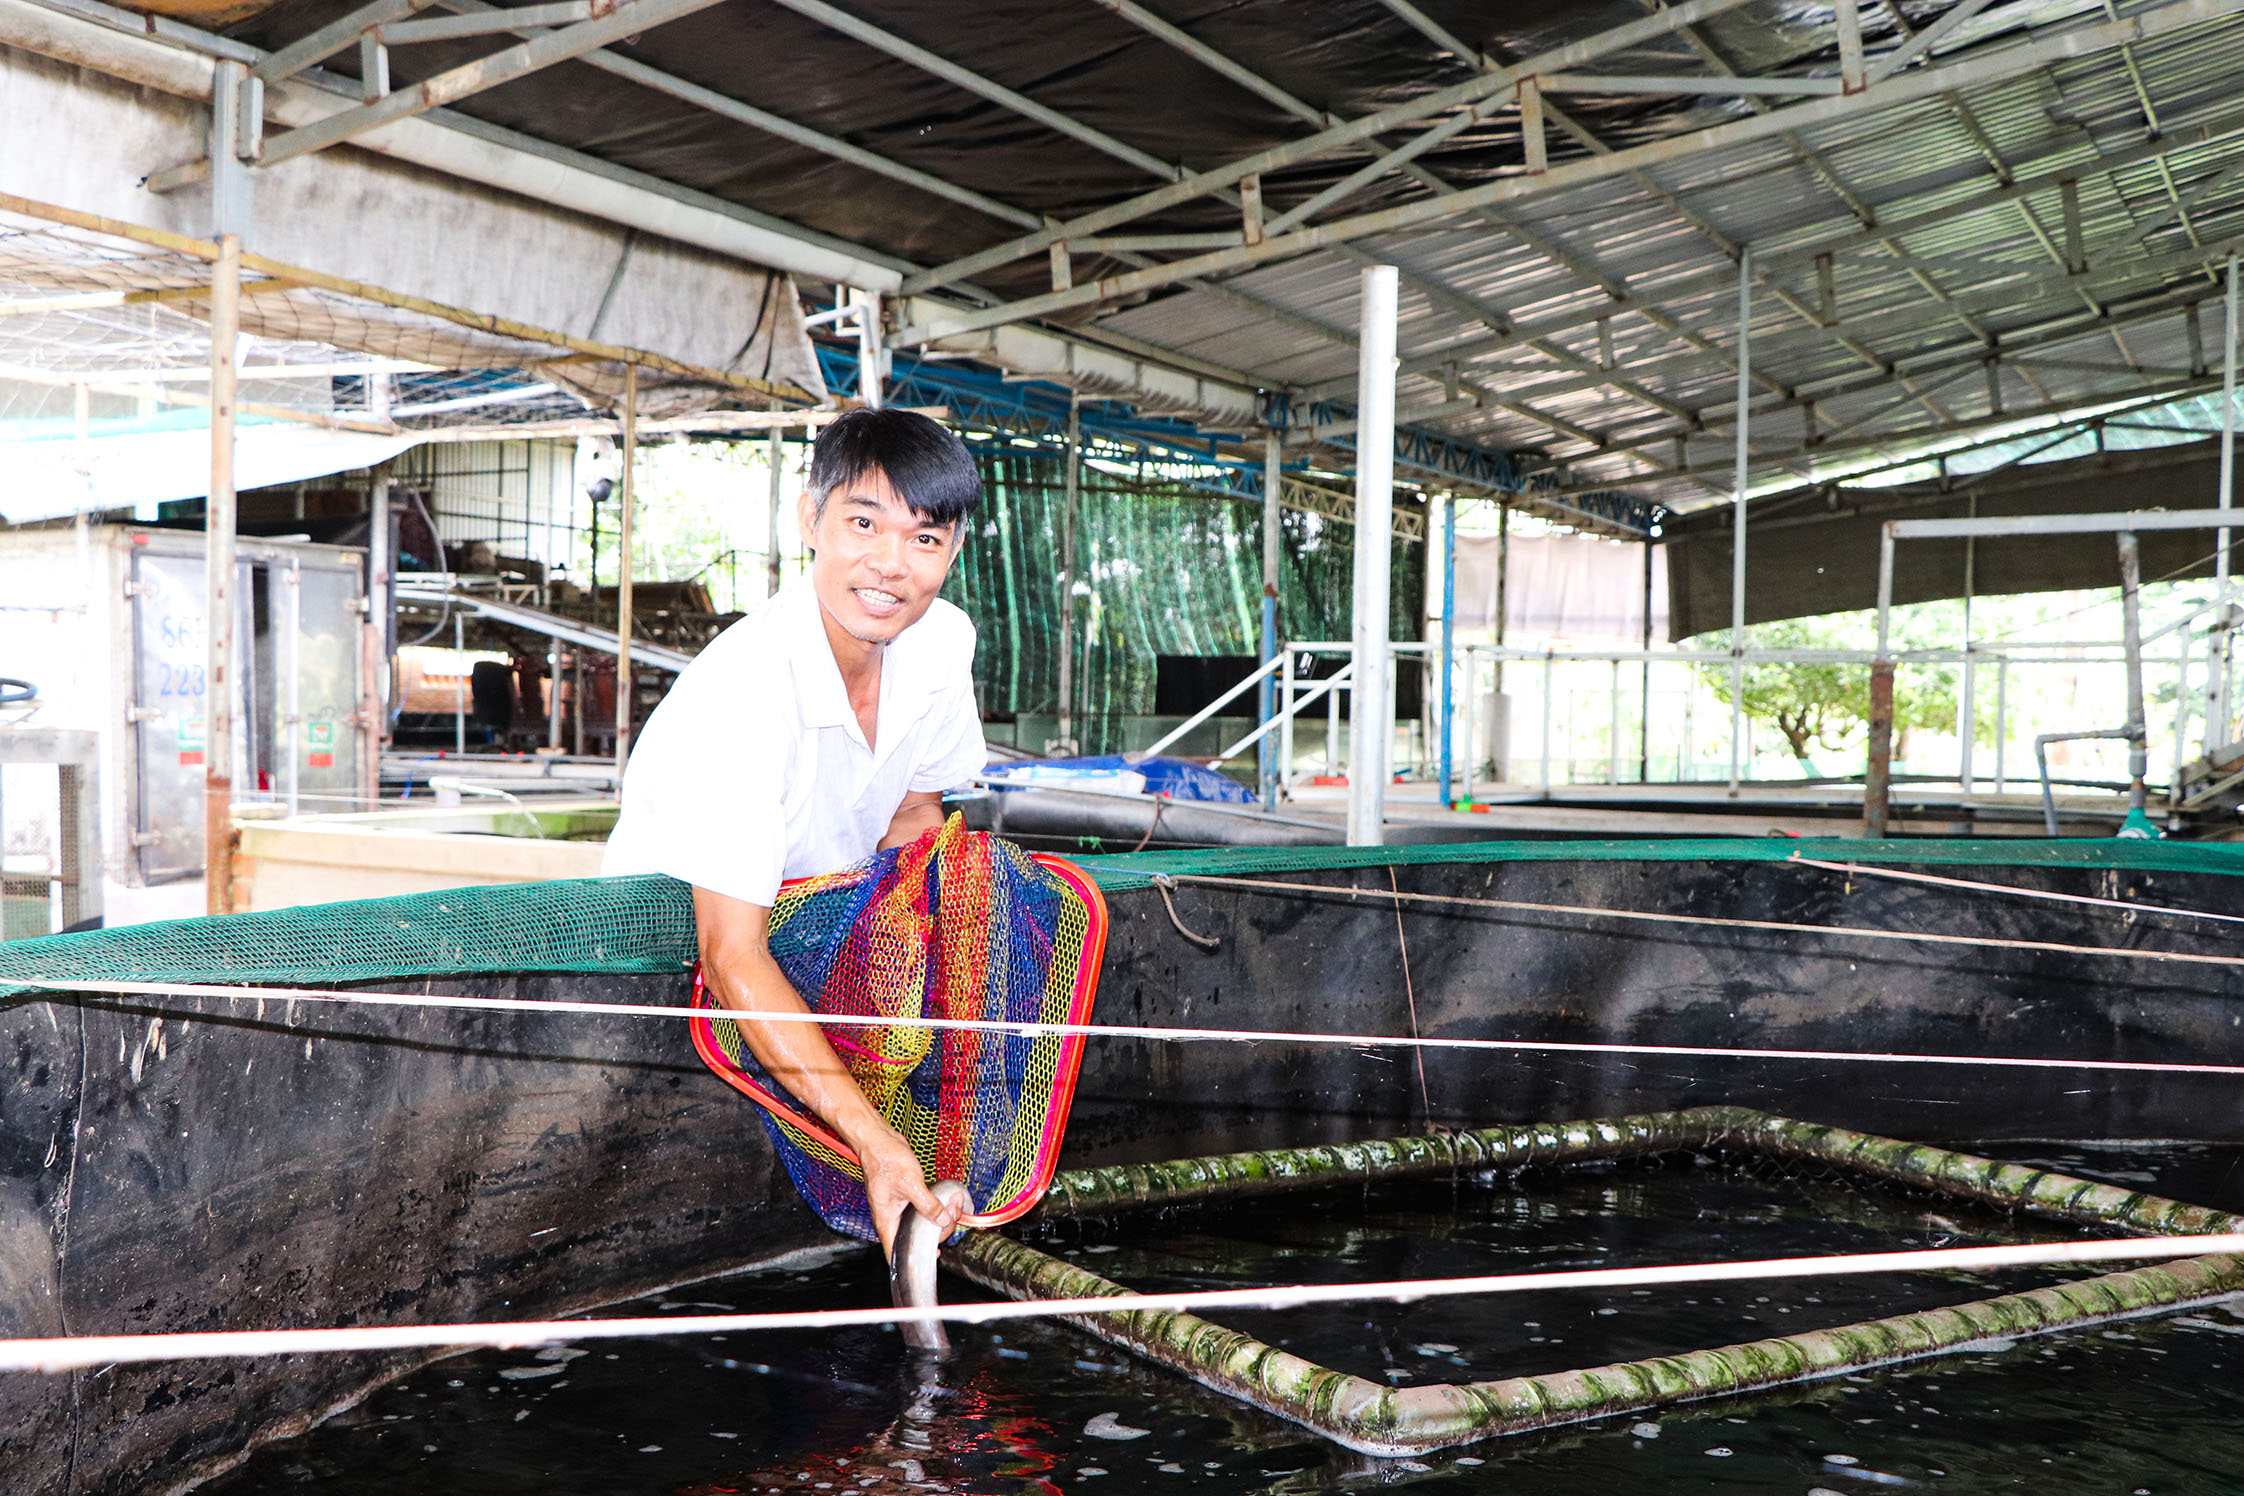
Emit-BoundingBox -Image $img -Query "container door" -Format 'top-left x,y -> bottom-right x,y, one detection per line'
290,562 -> 365,805
130,552 -> 210,882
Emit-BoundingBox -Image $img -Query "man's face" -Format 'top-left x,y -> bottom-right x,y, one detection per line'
798,464 -> 961,647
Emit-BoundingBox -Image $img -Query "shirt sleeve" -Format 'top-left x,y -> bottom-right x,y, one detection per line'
908,672 -> 988,794
599,648 -> 791,907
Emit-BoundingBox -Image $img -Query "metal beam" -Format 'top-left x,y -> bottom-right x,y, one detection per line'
248,0 -> 731,170
896,0 -> 2244,346
424,0 -> 1039,230
766,0 -> 1179,180
1373,104 -> 2244,390
896,0 -> 1769,296
252,0 -> 431,82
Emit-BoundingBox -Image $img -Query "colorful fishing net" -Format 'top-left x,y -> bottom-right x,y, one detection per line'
689,814 -> 1108,1240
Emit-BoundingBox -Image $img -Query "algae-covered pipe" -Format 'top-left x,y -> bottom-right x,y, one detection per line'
952,1109 -> 2244,1456
1033,1109 -> 1733,1220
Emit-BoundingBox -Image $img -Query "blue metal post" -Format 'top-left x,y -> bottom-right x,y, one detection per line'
1257,429 -> 1281,808
1440,493 -> 1457,808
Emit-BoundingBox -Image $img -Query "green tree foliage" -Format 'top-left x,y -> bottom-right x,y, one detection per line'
1692,613 -> 1972,765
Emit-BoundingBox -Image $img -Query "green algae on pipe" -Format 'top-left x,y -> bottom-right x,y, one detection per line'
953,1108 -> 2244,1456
1034,1109 -> 1725,1219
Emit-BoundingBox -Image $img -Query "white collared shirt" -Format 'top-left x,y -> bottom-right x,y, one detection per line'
599,586 -> 986,906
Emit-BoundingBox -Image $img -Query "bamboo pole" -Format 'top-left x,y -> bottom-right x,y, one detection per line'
949,1106 -> 2244,1457
204,234 -> 240,916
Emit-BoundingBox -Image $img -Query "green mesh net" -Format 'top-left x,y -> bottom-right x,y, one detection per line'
947,454 -> 1425,756
0,874 -> 697,998
4,838 -> 2243,995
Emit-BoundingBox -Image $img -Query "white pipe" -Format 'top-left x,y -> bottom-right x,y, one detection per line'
1347,265 -> 1397,846
2214,250 -> 2238,753
1729,247 -> 1751,794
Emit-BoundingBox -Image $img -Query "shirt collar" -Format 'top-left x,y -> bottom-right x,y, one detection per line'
785,586 -> 940,736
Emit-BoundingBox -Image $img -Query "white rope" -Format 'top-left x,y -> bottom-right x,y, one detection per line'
19,975 -> 2244,1079
1156,871 -> 2244,973
1786,855 -> 2244,929
3,1233 -> 2237,1374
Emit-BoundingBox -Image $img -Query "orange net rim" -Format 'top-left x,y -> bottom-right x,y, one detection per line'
687,852 -> 1110,1229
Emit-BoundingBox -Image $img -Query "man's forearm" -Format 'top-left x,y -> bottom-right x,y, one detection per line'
702,945 -> 894,1152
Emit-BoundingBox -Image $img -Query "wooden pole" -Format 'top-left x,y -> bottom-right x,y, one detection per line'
204,233 -> 240,916
615,364 -> 638,777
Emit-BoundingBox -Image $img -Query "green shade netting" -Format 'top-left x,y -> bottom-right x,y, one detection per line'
5,838 -> 2244,996
944,454 -> 1425,755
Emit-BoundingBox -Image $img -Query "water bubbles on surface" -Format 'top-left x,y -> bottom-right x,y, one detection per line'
1414,1342 -> 1458,1354
1157,1464 -> 1184,1473
1704,1447 -> 1733,1457
1393,1461 -> 1431,1472
534,1346 -> 588,1362
1825,1454 -> 1859,1466
1076,1468 -> 1107,1478
1456,1457 -> 1483,1466
1629,1422 -> 1660,1439
638,1445 -> 662,1453
513,1411 -> 529,1423
498,1366 -> 564,1380
1083,1413 -> 1149,1440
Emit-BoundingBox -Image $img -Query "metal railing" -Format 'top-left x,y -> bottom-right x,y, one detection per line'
1161,619 -> 2238,814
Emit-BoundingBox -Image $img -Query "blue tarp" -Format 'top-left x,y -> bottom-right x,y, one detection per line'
984,754 -> 1255,804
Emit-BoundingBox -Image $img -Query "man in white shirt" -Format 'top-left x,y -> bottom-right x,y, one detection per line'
603,407 -> 987,1254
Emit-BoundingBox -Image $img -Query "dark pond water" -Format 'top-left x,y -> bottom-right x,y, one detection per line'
204,1143 -> 2244,1496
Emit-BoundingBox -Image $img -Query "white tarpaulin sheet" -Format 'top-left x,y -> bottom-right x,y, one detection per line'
0,417 -> 421,522
1439,532 -> 1669,644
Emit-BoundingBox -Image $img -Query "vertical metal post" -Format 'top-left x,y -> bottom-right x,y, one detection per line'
1347,265 -> 1397,847
284,561 -> 302,816
1462,645 -> 1478,800
1493,501 -> 1509,696
1607,656 -> 1622,783
203,233 -> 240,916
857,291 -> 884,409
2118,532 -> 2151,830
1327,672 -> 1341,775
614,363 -> 638,777
2213,251 -> 2238,753
546,645 -> 563,752
1278,645 -> 1296,798
208,61 -> 256,243
1728,247 -> 1752,795
2172,636 -> 2192,811
1865,522 -> 1898,835
1056,394 -> 1081,756
1539,650 -> 1554,792
1994,655 -> 2009,794
366,462 -> 393,796
1259,427 -> 1282,807
1439,494 -> 1457,807
1639,538 -> 1653,782
453,612 -> 468,756
1960,496 -> 1977,793
767,426 -> 785,599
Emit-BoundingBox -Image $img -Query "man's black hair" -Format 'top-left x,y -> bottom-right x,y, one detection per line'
808,407 -> 981,527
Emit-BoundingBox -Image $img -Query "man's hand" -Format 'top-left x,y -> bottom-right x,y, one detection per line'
854,1122 -> 965,1259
